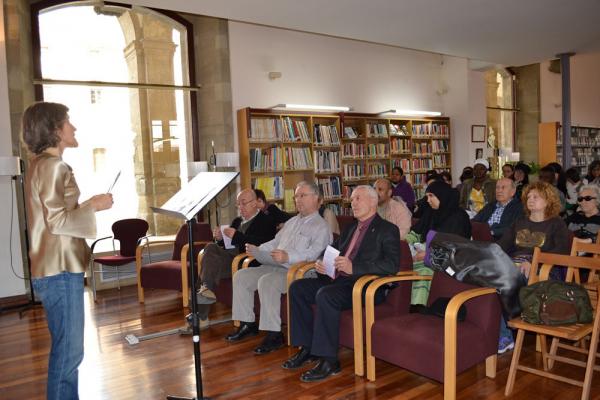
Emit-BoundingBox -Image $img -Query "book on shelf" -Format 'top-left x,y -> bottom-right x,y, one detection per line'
314,124 -> 340,146
253,176 -> 284,200
314,150 -> 340,173
389,123 -> 409,136
366,122 -> 388,138
250,118 -> 283,141
284,147 -> 314,170
317,176 -> 342,199
284,189 -> 296,212
282,116 -> 310,142
250,147 -> 282,172
343,143 -> 365,158
343,126 -> 358,139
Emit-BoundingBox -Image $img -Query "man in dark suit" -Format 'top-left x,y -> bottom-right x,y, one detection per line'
195,188 -> 276,310
282,185 -> 401,382
472,177 -> 524,240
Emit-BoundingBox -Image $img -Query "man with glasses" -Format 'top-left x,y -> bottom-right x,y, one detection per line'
225,181 -> 332,355
194,189 -> 277,312
473,177 -> 524,240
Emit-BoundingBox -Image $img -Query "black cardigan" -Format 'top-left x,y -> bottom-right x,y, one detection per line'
473,199 -> 524,240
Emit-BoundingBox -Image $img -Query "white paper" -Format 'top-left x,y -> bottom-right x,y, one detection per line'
221,225 -> 235,249
322,245 -> 340,279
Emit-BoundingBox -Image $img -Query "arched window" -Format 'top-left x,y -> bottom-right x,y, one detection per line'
32,1 -> 199,245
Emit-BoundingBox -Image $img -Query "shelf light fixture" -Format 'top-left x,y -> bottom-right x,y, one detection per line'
380,109 -> 442,117
272,104 -> 352,112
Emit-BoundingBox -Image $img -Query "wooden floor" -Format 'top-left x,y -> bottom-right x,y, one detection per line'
1,286 -> 599,400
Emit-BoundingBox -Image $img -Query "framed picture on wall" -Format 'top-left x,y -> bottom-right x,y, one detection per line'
471,125 -> 486,143
475,148 -> 483,159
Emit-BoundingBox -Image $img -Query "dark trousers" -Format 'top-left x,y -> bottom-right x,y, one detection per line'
196,243 -> 237,291
289,275 -> 387,359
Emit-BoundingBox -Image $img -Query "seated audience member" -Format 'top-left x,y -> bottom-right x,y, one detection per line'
225,182 -> 332,355
565,167 -> 583,213
502,163 -> 515,179
411,180 -> 471,260
538,165 -> 566,212
566,184 -> 600,242
459,158 -> 496,214
584,160 -> 600,185
413,170 -> 441,219
498,181 -> 571,278
439,171 -> 452,186
374,178 -> 411,239
455,165 -> 473,194
390,166 -> 416,211
473,178 -> 524,240
496,181 -> 571,353
547,161 -> 568,199
254,189 -> 292,228
195,189 -> 276,311
282,185 -> 400,381
513,162 -> 530,200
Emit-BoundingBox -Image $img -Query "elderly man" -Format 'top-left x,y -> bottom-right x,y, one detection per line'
195,189 -> 277,308
282,185 -> 400,382
473,177 -> 524,240
225,181 -> 332,355
374,178 -> 411,239
459,159 -> 496,214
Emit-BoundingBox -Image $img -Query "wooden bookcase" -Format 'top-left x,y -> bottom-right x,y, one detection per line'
538,122 -> 600,173
238,108 -> 451,214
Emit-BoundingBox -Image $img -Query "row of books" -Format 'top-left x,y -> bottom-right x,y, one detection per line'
366,123 -> 388,137
342,184 -> 357,200
343,164 -> 366,180
389,124 -> 409,136
433,154 -> 449,168
432,139 -> 450,152
282,117 -> 310,142
368,163 -> 388,178
250,118 -> 282,141
413,142 -> 432,155
392,158 -> 410,172
342,143 -> 365,158
343,126 -> 359,139
412,158 -> 433,171
314,124 -> 340,145
412,123 -> 449,137
314,150 -> 340,173
284,147 -> 313,170
250,147 -> 283,172
317,176 -> 342,199
325,203 -> 342,215
253,176 -> 284,200
366,143 -> 389,158
390,138 -> 411,153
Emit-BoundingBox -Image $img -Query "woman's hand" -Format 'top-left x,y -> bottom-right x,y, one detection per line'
414,251 -> 426,261
89,194 -> 113,211
518,261 -> 532,278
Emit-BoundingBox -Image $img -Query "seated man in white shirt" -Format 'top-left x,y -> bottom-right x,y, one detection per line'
225,181 -> 332,355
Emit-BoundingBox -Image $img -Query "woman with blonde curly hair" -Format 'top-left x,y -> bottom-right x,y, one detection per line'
498,180 -> 571,278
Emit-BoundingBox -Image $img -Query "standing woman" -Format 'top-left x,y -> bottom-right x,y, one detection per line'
23,102 -> 113,400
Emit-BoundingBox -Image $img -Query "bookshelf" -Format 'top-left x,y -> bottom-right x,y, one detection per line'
238,108 -> 451,214
538,122 -> 600,173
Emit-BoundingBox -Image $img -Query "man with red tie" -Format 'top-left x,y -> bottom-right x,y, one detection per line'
282,185 -> 401,382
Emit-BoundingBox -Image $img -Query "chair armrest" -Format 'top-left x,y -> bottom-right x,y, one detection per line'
180,241 -> 213,263
444,287 -> 497,399
352,274 -> 380,376
364,274 -> 432,380
241,256 -> 256,269
90,236 -> 112,254
231,252 -> 249,275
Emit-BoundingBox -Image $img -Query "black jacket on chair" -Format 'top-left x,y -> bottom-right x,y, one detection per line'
472,199 -> 524,240
218,211 -> 277,253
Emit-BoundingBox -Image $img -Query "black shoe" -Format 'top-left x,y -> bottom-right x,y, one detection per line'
300,359 -> 341,382
225,322 -> 258,342
282,347 -> 318,369
254,332 -> 284,355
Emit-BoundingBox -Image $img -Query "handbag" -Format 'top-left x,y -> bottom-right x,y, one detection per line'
519,280 -> 593,325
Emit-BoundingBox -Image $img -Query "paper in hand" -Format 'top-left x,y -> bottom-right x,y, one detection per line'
221,225 -> 235,249
322,245 -> 340,279
107,171 -> 121,193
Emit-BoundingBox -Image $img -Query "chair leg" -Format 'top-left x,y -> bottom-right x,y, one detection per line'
582,323 -> 600,399
485,355 -> 497,378
505,329 -> 525,396
548,337 -> 559,370
540,334 -> 549,371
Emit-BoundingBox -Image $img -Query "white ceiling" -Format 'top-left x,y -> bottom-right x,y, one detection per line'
127,0 -> 600,66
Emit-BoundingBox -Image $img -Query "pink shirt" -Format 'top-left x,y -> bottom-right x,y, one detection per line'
377,198 -> 412,239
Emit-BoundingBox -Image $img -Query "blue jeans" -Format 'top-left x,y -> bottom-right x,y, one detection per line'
32,272 -> 84,400
499,316 -> 513,342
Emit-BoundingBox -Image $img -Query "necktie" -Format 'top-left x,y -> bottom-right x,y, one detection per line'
335,224 -> 364,278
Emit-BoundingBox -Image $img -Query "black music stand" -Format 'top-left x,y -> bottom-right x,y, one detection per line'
151,171 -> 238,400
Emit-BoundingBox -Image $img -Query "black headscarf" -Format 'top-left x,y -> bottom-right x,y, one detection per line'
412,180 -> 465,236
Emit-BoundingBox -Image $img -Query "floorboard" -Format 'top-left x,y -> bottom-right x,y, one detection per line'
1,285 -> 599,399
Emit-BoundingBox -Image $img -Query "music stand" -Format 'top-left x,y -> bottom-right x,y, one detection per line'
151,171 -> 238,400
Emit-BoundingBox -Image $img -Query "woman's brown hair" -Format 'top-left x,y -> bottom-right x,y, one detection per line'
521,180 -> 561,219
22,102 -> 68,154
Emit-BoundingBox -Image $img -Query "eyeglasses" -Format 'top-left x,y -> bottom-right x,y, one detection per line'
236,199 -> 256,207
577,196 -> 597,202
293,193 -> 316,200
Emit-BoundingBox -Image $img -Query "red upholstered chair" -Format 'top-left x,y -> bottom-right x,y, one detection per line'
90,218 -> 149,302
136,222 -> 213,308
287,240 -> 414,369
470,220 -> 493,242
365,271 -> 501,400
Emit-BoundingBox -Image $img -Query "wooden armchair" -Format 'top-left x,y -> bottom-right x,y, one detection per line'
365,271 -> 501,400
136,222 -> 213,308
505,246 -> 600,400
